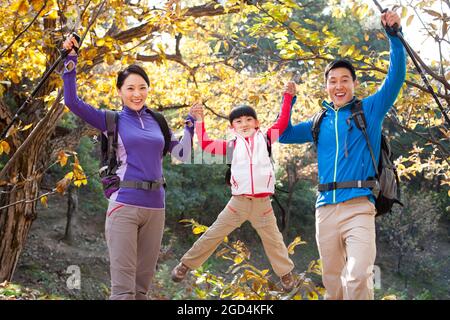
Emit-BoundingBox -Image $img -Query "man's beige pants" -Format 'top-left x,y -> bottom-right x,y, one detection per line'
315,196 -> 376,300
105,201 -> 165,300
181,195 -> 294,277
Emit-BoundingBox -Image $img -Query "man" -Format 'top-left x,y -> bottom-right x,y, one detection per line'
278,10 -> 406,299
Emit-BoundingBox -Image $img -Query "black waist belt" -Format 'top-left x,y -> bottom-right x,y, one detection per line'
119,177 -> 166,191
318,180 -> 378,192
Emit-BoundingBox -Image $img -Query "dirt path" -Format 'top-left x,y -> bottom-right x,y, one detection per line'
13,198 -> 110,299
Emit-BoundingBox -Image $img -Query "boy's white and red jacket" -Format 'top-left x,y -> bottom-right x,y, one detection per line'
229,130 -> 274,195
195,93 -> 296,197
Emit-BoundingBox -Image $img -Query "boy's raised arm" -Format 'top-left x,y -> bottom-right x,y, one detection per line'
267,81 -> 297,144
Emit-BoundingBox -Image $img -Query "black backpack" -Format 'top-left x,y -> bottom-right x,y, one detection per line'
311,100 -> 403,216
224,135 -> 288,231
99,109 -> 171,198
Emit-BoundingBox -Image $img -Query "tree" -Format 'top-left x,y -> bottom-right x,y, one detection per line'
0,0 -> 248,282
62,184 -> 78,244
376,188 -> 443,287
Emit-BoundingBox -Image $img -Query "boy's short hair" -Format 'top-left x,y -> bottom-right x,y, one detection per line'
229,105 -> 257,124
324,59 -> 357,81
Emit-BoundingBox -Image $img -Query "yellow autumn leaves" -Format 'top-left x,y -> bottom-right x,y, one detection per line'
39,151 -> 87,208
0,141 -> 11,156
55,150 -> 87,193
0,122 -> 34,156
10,0 -> 59,18
180,218 -> 324,299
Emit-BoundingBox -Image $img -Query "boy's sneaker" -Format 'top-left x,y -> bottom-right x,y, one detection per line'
280,272 -> 295,292
171,262 -> 190,282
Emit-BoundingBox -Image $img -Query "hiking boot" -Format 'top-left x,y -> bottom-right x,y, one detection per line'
280,272 -> 295,292
171,262 -> 190,282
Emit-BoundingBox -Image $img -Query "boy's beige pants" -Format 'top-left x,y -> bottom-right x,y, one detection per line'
181,195 -> 294,277
105,201 -> 165,300
315,196 -> 377,300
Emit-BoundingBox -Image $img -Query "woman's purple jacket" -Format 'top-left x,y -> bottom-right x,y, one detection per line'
63,55 -> 195,209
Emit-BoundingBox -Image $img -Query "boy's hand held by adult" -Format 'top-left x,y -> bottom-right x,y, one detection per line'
284,81 -> 296,97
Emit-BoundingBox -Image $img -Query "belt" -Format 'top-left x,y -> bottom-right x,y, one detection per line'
119,177 -> 166,191
318,180 -> 378,192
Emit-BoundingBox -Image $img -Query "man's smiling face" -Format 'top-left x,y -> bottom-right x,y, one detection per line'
326,67 -> 357,108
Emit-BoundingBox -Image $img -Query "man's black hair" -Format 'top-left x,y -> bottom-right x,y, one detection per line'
324,59 -> 357,81
229,105 -> 257,124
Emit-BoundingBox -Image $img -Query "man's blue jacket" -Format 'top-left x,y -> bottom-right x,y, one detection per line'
279,33 -> 406,208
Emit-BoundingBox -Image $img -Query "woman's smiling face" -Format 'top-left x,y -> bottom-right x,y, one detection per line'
117,73 -> 149,111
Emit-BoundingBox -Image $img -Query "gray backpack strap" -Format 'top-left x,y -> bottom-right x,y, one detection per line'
311,109 -> 327,145
226,138 -> 236,165
350,100 -> 379,178
104,110 -> 119,174
225,139 -> 236,186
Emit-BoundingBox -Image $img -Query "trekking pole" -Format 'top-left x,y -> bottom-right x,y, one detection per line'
372,0 -> 450,128
0,33 -> 81,140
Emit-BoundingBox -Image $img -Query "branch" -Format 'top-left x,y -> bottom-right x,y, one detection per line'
81,2 -> 248,75
345,62 -> 450,100
153,103 -> 190,112
136,52 -> 191,70
112,1 -> 243,42
406,5 -> 450,89
79,0 -> 93,25
154,102 -> 227,120
203,102 -> 228,120
80,0 -> 107,45
408,45 -> 450,91
272,52 -> 450,101
254,1 -> 450,98
254,2 -> 316,55
0,190 -> 56,211
175,33 -> 182,57
186,2 -> 242,17
0,98 -> 13,128
387,116 -> 450,161
0,1 -> 47,58
0,90 -> 64,181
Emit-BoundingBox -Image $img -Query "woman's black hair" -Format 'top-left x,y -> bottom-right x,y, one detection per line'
116,64 -> 150,89
229,105 -> 257,124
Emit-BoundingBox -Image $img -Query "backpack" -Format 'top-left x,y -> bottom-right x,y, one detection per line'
311,100 -> 403,216
224,134 -> 288,231
99,109 -> 171,198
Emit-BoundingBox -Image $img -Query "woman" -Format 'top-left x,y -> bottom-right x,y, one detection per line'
62,35 -> 195,300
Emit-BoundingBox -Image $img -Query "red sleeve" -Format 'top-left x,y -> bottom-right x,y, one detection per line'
195,121 -> 227,155
266,93 -> 294,144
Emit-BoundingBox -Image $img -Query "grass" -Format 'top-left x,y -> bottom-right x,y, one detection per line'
0,281 -> 66,300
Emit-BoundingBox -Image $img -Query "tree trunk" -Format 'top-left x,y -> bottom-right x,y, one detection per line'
282,164 -> 298,239
0,146 -> 43,282
62,184 -> 78,244
0,88 -> 89,280
1,181 -> 38,282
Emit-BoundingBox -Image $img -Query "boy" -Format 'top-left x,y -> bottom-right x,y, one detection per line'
171,82 -> 297,291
